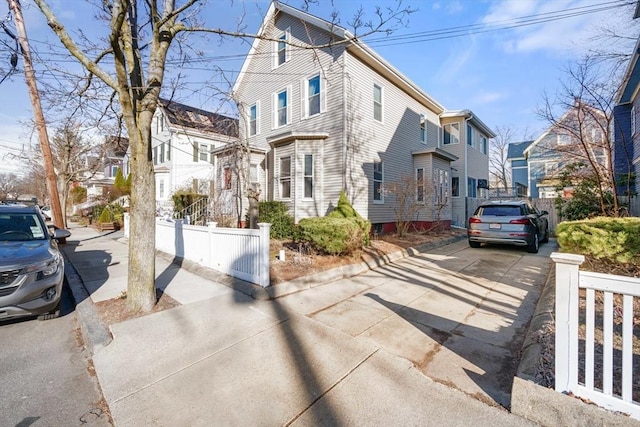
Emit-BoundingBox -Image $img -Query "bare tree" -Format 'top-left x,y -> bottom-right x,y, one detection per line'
0,173 -> 18,199
489,125 -> 517,192
49,122 -> 103,224
29,0 -> 414,312
538,57 -> 622,216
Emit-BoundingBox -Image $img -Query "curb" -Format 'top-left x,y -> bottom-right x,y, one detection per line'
63,251 -> 112,357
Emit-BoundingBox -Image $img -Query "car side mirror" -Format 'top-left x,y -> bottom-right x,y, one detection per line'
52,229 -> 71,240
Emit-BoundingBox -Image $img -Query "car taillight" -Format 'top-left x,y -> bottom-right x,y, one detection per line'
509,218 -> 530,225
469,218 -> 482,223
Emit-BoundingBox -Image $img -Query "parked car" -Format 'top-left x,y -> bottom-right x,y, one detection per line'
0,205 -> 71,321
40,206 -> 52,220
467,200 -> 549,253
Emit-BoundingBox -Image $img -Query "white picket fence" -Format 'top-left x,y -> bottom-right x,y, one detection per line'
552,252 -> 640,419
124,214 -> 271,287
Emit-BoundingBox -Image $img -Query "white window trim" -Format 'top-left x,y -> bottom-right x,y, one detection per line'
301,74 -> 326,120
419,114 -> 426,144
632,104 -> 636,136
279,156 -> 292,200
415,167 -> 425,204
272,86 -> 291,129
273,28 -> 291,69
303,154 -> 314,199
249,101 -> 260,136
373,161 -> 384,204
373,83 -> 383,123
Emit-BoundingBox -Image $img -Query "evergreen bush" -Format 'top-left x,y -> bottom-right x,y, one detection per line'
257,201 -> 296,239
327,190 -> 371,245
556,217 -> 640,264
298,217 -> 363,255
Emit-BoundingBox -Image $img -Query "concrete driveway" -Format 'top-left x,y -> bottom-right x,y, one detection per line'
277,239 -> 556,409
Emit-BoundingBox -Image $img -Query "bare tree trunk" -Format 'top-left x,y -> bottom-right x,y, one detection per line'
127,124 -> 156,312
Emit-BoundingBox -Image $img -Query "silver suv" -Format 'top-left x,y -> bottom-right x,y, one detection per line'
467,200 -> 549,253
0,205 -> 71,321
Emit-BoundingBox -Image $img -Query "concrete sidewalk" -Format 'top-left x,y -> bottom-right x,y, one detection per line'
62,223 -> 543,426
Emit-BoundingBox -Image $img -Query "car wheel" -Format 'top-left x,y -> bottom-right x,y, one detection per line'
541,227 -> 549,243
37,305 -> 60,321
469,240 -> 481,248
527,233 -> 539,254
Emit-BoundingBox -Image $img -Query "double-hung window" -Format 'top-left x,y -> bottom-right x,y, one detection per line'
275,29 -> 289,67
249,163 -> 260,192
303,154 -> 313,198
451,177 -> 460,197
467,123 -> 473,146
416,168 -> 424,203
307,75 -> 321,117
280,157 -> 291,199
435,168 -> 449,205
420,115 -> 426,144
274,89 -> 289,128
249,103 -> 259,136
373,161 -> 384,203
443,123 -> 459,145
224,167 -> 232,190
467,177 -> 477,198
199,143 -> 208,162
373,84 -> 383,122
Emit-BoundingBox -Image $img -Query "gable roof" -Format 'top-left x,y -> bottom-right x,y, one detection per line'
440,109 -> 496,138
523,104 -> 607,156
616,36 -> 640,105
507,140 -> 534,160
232,1 -> 446,114
159,98 -> 238,138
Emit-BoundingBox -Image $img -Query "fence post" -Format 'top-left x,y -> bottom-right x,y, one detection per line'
258,223 -> 271,288
207,222 -> 217,268
551,252 -> 584,394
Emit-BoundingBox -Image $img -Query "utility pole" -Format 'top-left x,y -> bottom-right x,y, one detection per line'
8,0 -> 64,228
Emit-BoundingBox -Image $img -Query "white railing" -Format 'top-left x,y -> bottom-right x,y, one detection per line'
552,252 -> 640,420
124,214 -> 271,287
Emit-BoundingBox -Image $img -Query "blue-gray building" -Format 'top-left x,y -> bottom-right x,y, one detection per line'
613,37 -> 640,197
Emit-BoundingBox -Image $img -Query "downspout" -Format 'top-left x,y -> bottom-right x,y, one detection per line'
342,49 -> 348,197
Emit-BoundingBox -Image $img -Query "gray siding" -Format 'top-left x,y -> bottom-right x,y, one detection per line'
343,50 -> 443,224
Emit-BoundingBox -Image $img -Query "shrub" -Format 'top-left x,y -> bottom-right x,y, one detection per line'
97,203 -> 126,224
298,217 -> 363,255
556,217 -> 640,264
327,190 -> 371,245
257,201 -> 296,239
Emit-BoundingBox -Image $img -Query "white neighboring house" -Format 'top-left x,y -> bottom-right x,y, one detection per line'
146,98 -> 238,214
76,135 -> 129,214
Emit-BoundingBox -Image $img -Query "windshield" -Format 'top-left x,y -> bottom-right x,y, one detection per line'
0,213 -> 48,241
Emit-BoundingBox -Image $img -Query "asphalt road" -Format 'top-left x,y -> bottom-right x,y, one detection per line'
0,284 -> 112,426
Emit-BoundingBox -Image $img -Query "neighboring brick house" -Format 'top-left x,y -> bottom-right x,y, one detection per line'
148,98 -> 238,212
613,36 -> 640,198
507,106 -> 609,199
232,2 -> 495,230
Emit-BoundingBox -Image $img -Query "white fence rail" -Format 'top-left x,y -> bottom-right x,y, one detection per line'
124,214 -> 271,287
551,252 -> 640,420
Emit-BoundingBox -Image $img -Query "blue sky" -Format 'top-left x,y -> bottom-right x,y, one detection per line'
0,0 -> 636,175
